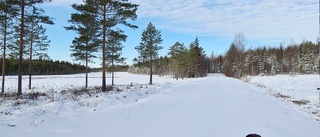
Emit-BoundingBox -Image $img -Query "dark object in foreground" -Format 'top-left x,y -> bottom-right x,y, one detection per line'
7,124 -> 15,127
246,134 -> 261,137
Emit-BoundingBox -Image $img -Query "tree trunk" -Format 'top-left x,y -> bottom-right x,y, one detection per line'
1,16 -> 7,93
28,37 -> 33,90
251,62 -> 253,76
111,49 -> 114,86
18,0 -> 25,96
101,4 -> 107,91
85,50 -> 88,88
175,64 -> 178,80
149,50 -> 153,85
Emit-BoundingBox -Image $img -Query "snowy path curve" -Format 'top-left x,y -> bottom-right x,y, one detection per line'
2,74 -> 319,137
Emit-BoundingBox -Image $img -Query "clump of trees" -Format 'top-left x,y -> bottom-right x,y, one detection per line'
222,40 -> 319,77
131,33 -> 208,80
0,0 -> 54,95
0,0 -> 139,94
65,0 -> 138,90
212,33 -> 319,78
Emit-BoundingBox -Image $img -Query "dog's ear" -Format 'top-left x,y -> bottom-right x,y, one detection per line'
246,134 -> 261,137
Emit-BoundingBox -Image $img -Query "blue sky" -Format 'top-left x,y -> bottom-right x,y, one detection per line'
41,0 -> 318,67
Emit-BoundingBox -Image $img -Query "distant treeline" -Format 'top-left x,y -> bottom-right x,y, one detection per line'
0,58 -> 88,75
129,35 -> 320,79
221,40 -> 319,77
106,65 -> 129,72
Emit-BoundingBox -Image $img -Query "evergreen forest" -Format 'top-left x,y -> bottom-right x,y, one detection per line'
0,58 -> 87,75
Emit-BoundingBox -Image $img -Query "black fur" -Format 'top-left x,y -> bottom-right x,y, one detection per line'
246,134 -> 261,137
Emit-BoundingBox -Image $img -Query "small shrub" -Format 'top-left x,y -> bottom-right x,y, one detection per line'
25,92 -> 47,100
93,86 -> 102,93
126,85 -> 131,89
106,86 -> 113,92
93,86 -> 113,93
60,90 -> 67,94
13,99 -> 28,106
292,99 -> 310,106
274,93 -> 291,99
116,88 -> 123,92
71,88 -> 89,95
1,111 -> 12,115
256,84 -> 266,88
0,93 -> 18,99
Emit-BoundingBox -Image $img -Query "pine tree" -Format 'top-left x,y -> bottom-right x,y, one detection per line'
188,37 -> 205,77
0,0 -> 19,93
135,22 -> 163,85
106,29 -> 127,86
188,42 -> 195,77
9,2 -> 53,90
168,42 -> 184,80
177,45 -> 189,78
86,0 -> 138,91
65,2 -> 100,88
24,6 -> 53,89
244,50 -> 255,75
223,43 -> 237,77
13,0 -> 52,95
270,55 -> 277,75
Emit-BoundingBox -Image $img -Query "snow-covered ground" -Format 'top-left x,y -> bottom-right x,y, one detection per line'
0,72 -> 319,137
2,72 -> 183,93
246,74 -> 320,121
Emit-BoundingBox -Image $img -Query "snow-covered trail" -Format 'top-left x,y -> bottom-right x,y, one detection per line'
2,74 -> 319,137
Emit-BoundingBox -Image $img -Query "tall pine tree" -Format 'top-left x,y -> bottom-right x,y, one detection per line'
168,42 -> 184,80
15,0 -> 52,95
65,2 -> 100,88
24,6 -> 53,89
188,37 -> 205,77
85,0 -> 138,91
135,22 -> 163,85
0,0 -> 19,93
106,29 -> 126,86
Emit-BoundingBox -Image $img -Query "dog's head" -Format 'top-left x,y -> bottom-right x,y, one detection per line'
246,134 -> 261,137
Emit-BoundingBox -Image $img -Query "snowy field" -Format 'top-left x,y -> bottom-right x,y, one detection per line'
0,72 -> 319,137
247,74 -> 320,121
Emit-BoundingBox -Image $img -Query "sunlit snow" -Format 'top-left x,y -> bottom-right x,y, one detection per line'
0,72 -> 318,137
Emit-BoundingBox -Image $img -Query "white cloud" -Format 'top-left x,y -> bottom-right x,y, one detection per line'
131,0 -> 318,44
